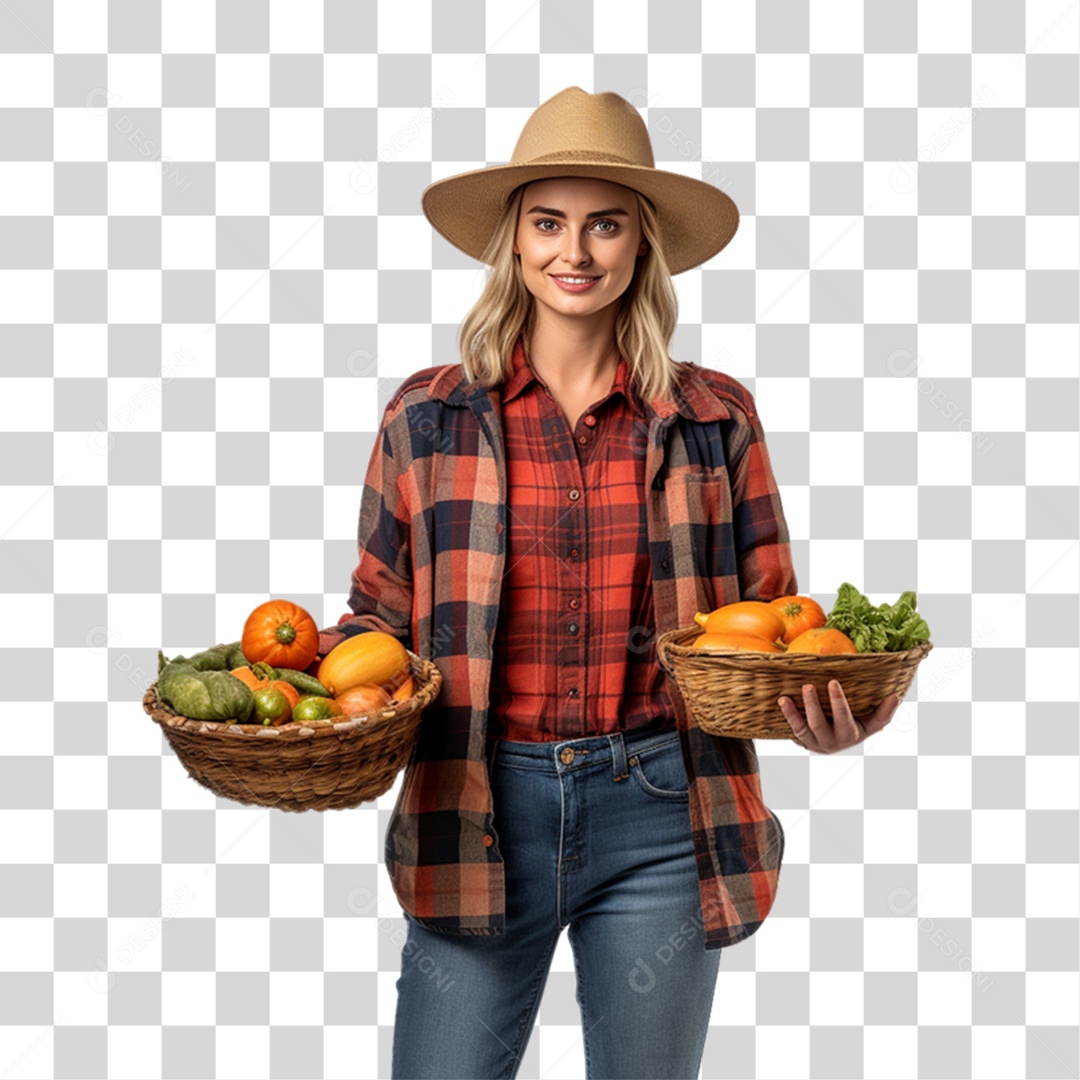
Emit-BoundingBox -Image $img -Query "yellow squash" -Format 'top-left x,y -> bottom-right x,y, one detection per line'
316,632 -> 411,696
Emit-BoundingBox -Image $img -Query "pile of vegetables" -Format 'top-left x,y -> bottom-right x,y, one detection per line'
156,600 -> 413,726
691,585 -> 930,655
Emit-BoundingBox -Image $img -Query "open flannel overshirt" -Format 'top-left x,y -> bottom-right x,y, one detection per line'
318,339 -> 799,950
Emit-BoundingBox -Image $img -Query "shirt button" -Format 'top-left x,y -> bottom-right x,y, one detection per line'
569,598 -> 579,610
570,548 -> 579,558
662,559 -> 670,569
568,489 -> 580,501
560,747 -> 575,764
482,834 -> 494,847
584,415 -> 596,426
567,687 -> 578,698
578,435 -> 588,445
568,622 -> 579,634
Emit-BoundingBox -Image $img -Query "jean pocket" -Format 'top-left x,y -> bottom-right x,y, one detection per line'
629,738 -> 690,800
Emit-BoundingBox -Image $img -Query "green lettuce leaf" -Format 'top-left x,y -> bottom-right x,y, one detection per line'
824,583 -> 931,652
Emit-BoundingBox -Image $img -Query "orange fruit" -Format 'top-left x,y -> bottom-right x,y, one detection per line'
785,627 -> 857,655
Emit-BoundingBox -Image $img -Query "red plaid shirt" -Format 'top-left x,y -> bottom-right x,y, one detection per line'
490,338 -> 677,741
318,336 -> 799,949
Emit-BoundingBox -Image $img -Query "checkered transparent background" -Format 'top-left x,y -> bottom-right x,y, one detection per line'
1,1 -> 1079,1078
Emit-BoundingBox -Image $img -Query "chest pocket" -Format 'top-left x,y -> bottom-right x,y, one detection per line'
681,471 -> 737,584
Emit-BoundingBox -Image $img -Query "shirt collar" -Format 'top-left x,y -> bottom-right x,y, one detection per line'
500,336 -> 646,419
427,338 -> 731,424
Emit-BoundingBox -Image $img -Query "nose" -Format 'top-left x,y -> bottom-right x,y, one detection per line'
559,223 -> 593,269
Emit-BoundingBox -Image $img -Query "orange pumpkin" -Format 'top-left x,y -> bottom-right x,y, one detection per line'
317,631 -> 411,697
241,600 -> 319,671
769,595 -> 827,645
268,680 -> 301,710
785,627 -> 857,655
230,665 -> 265,691
229,666 -> 300,715
693,601 -> 786,645
691,632 -> 787,653
392,676 -> 414,701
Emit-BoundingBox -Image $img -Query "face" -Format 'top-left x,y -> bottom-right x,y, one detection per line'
512,176 -> 648,319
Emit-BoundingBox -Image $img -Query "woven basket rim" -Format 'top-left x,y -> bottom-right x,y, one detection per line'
144,648 -> 441,741
659,625 -> 934,660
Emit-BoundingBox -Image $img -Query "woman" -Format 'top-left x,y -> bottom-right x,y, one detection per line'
318,87 -> 899,1080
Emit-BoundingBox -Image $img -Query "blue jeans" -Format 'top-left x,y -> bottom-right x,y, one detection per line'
391,727 -> 722,1079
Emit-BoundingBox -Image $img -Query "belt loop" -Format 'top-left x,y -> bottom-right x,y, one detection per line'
610,731 -> 629,781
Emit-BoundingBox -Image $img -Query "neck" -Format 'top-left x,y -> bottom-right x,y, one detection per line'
523,315 -> 620,394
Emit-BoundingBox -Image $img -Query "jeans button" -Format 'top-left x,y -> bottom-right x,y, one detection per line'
560,747 -> 574,764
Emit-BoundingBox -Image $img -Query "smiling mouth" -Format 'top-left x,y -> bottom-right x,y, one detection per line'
550,274 -> 601,283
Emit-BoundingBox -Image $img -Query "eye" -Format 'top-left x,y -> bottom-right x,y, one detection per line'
532,218 -> 620,234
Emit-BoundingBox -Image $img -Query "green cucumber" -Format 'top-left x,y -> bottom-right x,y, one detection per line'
271,667 -> 332,698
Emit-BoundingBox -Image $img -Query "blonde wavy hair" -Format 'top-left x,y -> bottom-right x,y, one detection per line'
456,180 -> 684,406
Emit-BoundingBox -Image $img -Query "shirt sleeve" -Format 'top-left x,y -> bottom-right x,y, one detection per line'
727,395 -> 799,603
318,402 -> 414,657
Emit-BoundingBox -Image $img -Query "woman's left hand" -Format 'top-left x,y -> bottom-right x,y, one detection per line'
778,680 -> 900,754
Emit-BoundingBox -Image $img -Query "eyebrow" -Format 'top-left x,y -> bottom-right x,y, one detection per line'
524,206 -> 630,219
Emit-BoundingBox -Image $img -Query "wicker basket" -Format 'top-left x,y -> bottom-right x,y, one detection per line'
656,625 -> 933,740
143,648 -> 442,812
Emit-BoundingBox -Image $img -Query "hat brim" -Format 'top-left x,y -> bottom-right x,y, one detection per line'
421,162 -> 739,276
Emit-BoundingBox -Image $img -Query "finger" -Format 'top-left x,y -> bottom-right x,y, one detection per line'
777,696 -> 814,745
861,693 -> 902,736
826,679 -> 861,744
801,683 -> 835,750
777,695 -> 804,723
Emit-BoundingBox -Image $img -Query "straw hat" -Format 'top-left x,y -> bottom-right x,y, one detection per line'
421,86 -> 739,276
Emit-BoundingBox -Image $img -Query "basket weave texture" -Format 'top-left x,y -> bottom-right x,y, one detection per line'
143,648 -> 442,812
656,625 -> 933,740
